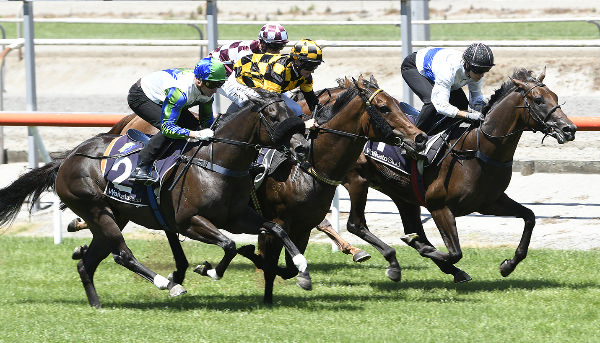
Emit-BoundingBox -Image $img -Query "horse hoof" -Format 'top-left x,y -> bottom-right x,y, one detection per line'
400,233 -> 419,245
193,261 -> 212,276
499,259 -> 514,277
453,270 -> 472,283
67,218 -> 84,232
385,267 -> 401,282
352,250 -> 371,263
71,244 -> 88,260
296,271 -> 312,291
169,284 -> 187,297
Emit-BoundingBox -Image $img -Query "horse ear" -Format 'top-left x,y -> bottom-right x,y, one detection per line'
356,75 -> 366,90
509,76 -> 527,90
369,75 -> 378,86
342,77 -> 351,88
538,67 -> 546,82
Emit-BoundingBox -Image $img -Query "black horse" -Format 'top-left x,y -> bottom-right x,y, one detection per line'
0,90 -> 312,307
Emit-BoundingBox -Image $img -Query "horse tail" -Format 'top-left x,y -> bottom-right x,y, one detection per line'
0,159 -> 62,227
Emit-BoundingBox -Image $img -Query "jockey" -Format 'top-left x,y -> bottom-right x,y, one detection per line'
401,42 -> 495,135
222,38 -> 324,129
127,57 -> 227,184
208,23 -> 289,77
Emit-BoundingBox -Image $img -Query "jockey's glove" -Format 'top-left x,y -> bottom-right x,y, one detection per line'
465,111 -> 484,122
198,128 -> 215,140
190,128 -> 214,141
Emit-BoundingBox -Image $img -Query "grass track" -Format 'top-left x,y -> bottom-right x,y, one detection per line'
1,237 -> 599,342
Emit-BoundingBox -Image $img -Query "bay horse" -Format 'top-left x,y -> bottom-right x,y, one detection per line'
237,75 -> 427,298
316,68 -> 577,282
88,75 -> 428,302
0,90 -> 312,307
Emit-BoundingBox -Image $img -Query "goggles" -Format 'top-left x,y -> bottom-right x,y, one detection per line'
204,80 -> 226,89
470,65 -> 492,75
300,62 -> 320,72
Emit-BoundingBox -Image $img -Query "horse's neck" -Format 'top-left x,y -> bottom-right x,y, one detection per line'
311,98 -> 366,180
476,92 -> 525,162
204,109 -> 260,168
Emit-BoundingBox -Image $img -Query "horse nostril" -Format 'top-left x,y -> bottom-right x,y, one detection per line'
415,133 -> 428,149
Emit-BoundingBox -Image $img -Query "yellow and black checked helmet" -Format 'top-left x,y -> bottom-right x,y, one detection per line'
290,39 -> 323,64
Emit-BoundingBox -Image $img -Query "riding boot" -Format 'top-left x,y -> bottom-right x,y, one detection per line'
128,160 -> 159,185
128,132 -> 167,185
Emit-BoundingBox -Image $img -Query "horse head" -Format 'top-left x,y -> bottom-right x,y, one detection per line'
246,89 -> 310,163
508,67 -> 577,143
352,75 -> 427,156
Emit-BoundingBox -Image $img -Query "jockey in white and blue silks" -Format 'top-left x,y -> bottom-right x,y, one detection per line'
401,43 -> 495,135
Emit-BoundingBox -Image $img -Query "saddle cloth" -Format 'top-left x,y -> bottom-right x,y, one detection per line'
101,131 -> 181,206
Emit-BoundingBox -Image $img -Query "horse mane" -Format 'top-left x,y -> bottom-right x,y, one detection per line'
313,78 -> 360,125
213,88 -> 282,130
482,67 -> 537,115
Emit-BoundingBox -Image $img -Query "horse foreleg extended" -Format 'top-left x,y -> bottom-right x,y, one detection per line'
316,218 -> 371,262
479,193 -> 535,277
399,203 -> 471,283
345,179 -> 401,281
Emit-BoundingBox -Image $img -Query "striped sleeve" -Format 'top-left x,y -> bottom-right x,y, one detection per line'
161,87 -> 191,139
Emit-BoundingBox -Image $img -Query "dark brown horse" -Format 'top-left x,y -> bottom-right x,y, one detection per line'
316,68 -> 577,282
89,75 -> 427,301
0,90 -> 312,307
237,76 -> 427,297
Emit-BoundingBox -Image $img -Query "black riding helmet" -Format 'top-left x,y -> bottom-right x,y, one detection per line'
463,43 -> 495,74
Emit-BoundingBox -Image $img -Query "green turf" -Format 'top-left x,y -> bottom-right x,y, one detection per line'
1,236 -> 599,342
0,21 -> 596,41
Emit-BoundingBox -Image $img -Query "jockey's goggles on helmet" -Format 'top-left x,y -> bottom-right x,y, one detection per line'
300,61 -> 320,71
470,65 -> 492,75
204,80 -> 226,89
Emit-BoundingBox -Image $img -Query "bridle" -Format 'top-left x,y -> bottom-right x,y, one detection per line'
480,81 -> 561,140
300,84 -> 405,186
449,80 -> 562,169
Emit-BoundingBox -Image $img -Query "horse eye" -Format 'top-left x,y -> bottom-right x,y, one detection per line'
533,96 -> 544,105
379,105 -> 391,113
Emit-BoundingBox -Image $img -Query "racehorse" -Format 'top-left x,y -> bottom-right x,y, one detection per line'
315,68 -> 577,282
236,75 -> 427,297
86,75 -> 428,301
0,90 -> 312,307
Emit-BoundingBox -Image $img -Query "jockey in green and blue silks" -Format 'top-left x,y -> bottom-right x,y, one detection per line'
127,57 -> 227,184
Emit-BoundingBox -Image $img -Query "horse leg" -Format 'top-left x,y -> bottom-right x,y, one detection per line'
398,203 -> 471,283
427,206 -> 464,265
76,237 -> 111,308
82,209 -> 185,306
315,218 -> 371,262
345,180 -> 400,282
262,221 -> 311,291
479,193 -> 536,277
165,231 -> 189,285
184,215 -> 237,281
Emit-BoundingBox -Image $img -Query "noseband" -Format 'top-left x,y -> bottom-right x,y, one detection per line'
515,82 -> 561,135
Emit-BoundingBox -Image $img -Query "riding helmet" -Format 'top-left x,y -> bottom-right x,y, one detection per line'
194,57 -> 227,81
290,39 -> 323,72
258,23 -> 289,44
463,43 -> 495,72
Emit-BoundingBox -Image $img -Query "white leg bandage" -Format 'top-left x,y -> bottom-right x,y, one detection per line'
292,254 -> 308,273
207,269 -> 222,280
153,274 -> 170,290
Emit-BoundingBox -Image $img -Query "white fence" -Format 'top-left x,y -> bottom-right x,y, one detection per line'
1,13 -> 599,244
